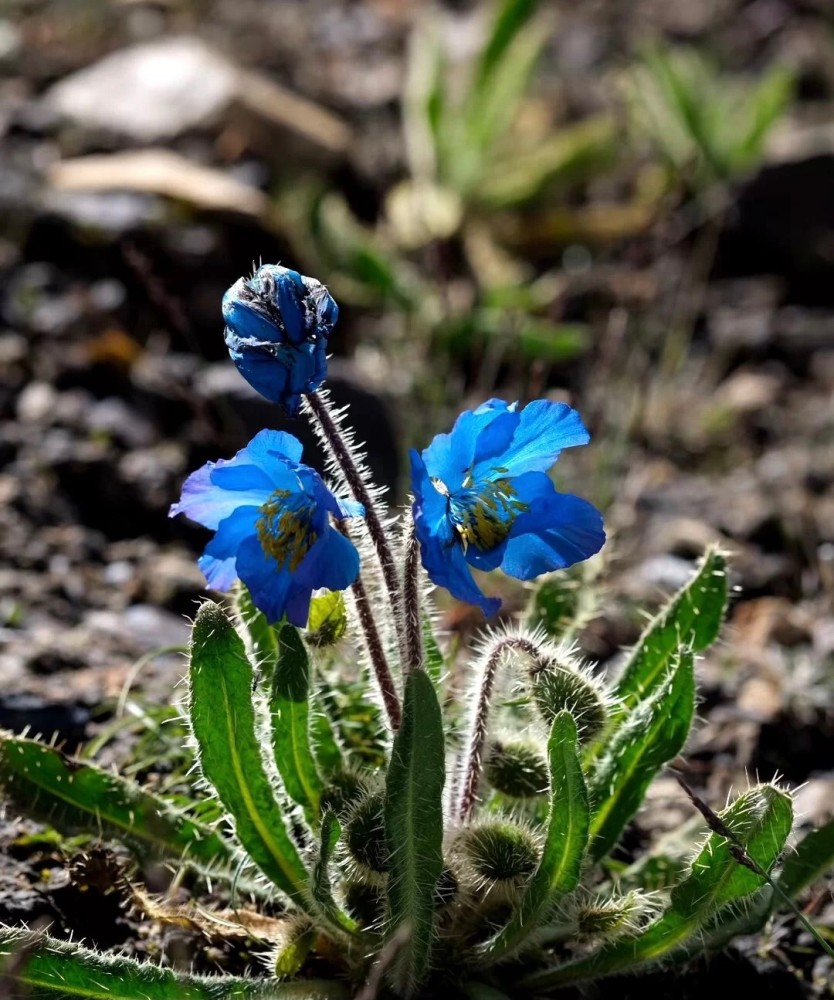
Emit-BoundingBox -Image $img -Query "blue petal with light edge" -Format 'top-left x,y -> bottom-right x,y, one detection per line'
169,464 -> 270,530
471,400 -> 590,481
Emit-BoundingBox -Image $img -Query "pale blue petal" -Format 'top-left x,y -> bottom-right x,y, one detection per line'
169,463 -> 268,530
198,553 -> 238,591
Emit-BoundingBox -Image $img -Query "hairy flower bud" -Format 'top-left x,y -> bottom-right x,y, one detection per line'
530,661 -> 609,743
223,263 -> 338,414
484,740 -> 549,799
453,820 -> 540,899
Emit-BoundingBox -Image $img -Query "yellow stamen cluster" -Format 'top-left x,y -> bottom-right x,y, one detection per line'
256,489 -> 317,571
450,478 -> 529,553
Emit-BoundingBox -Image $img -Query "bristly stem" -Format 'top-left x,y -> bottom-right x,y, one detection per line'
305,392 -> 404,646
339,527 -> 402,730
402,521 -> 423,676
459,636 -> 544,822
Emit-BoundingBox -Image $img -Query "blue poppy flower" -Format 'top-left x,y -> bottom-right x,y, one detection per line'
410,399 -> 605,615
223,264 -> 339,414
170,430 -> 363,626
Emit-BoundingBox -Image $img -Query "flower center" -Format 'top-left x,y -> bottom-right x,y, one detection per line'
256,489 -> 317,571
447,477 -> 529,553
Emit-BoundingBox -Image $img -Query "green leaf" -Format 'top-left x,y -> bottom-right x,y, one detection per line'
189,601 -> 308,905
422,614 -> 445,686
778,818 -> 834,899
0,735 -> 233,870
614,546 -> 727,709
589,648 -> 695,861
0,928 -> 348,1000
474,0 -> 539,93
519,784 -> 793,990
475,118 -> 616,208
312,811 -> 360,937
479,711 -> 589,963
270,622 -> 325,821
384,670 -> 446,995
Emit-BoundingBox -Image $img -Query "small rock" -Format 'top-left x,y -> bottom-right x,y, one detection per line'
43,37 -> 238,143
16,382 -> 57,423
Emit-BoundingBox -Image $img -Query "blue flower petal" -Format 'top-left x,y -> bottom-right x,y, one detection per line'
410,450 -> 454,544
235,534 -> 294,625
198,553 -> 238,591
474,400 -> 590,480
421,401 -> 514,489
499,472 -> 605,579
169,463 -> 269,529
272,268 -> 306,344
243,428 -> 304,467
222,280 -> 281,344
203,506 -> 259,560
210,463 -> 277,494
293,528 -> 360,594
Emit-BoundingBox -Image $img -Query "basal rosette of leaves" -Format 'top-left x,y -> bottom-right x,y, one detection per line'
0,265 -> 831,1000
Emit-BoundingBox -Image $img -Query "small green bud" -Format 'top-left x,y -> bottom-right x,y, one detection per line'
484,740 -> 548,799
454,820 -> 540,887
530,663 -> 608,743
343,790 -> 388,873
306,591 -> 348,647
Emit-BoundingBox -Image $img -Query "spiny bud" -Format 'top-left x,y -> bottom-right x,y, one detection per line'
343,879 -> 385,929
570,891 -> 661,942
484,740 -> 549,799
453,820 -> 540,899
434,867 -> 459,910
530,661 -> 608,743
320,769 -> 367,818
343,790 -> 388,874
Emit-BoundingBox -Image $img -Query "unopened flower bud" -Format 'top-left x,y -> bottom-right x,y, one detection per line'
222,264 -> 338,414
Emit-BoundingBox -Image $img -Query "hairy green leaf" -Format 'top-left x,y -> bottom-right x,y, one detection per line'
384,670 -> 446,994
519,784 -> 793,990
474,0 -> 539,93
0,735 -> 232,869
778,818 -> 834,899
269,622 -> 325,820
479,711 -> 588,963
614,546 -> 726,708
589,648 -> 695,861
189,601 -> 308,904
0,928 -> 347,999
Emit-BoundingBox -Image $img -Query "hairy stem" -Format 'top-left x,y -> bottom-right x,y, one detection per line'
459,637 -> 544,822
341,524 -> 401,730
305,392 -> 404,647
402,521 -> 423,676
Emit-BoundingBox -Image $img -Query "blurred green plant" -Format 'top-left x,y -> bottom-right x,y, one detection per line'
282,0 -> 620,400
625,43 -> 793,193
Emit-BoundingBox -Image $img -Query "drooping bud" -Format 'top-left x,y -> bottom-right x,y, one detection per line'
483,740 -> 549,799
343,879 -> 386,929
222,264 -> 338,414
343,790 -> 388,874
569,890 -> 661,943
